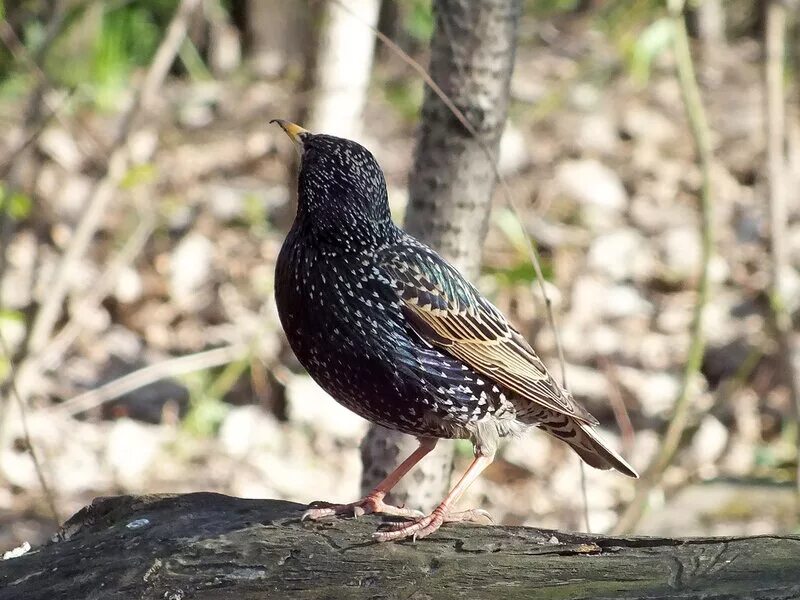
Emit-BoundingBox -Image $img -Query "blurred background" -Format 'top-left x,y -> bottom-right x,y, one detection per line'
1,0 -> 799,551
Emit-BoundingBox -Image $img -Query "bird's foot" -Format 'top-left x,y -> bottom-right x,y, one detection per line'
372,506 -> 493,542
301,492 -> 424,521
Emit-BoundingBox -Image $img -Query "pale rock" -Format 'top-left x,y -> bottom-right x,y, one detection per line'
106,419 -> 162,488
638,332 -> 684,371
557,363 -> 609,404
5,231 -> 38,307
709,255 -> 730,284
39,127 -> 84,171
630,429 -> 660,474
615,367 -> 680,417
169,233 -> 214,309
103,326 -> 143,362
629,194 -> 695,234
554,159 -> 627,212
691,415 -> 728,466
660,226 -> 702,278
502,431 -> 554,473
622,105 -> 679,146
576,113 -> 619,155
568,82 -> 601,111
498,122 -> 530,176
69,300 -> 110,332
57,174 -> 93,221
559,321 -> 622,361
601,285 -> 653,319
569,275 -> 606,323
114,266 -> 143,304
128,128 -> 159,164
587,229 -> 655,281
285,374 -> 368,441
207,184 -> 245,222
589,324 -> 624,356
220,405 -> 283,458
656,294 -> 694,334
511,67 -> 546,103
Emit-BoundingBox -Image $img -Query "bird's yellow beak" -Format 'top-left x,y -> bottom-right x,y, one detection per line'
271,119 -> 310,151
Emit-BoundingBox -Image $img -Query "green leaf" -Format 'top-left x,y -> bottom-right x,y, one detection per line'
630,17 -> 674,85
405,0 -> 434,42
0,309 -> 25,323
0,186 -> 32,220
120,163 -> 157,189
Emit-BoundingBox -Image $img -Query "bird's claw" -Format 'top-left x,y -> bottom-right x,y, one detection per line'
301,494 -> 424,522
372,506 -> 493,542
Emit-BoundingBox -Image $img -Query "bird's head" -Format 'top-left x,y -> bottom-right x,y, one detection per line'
272,119 -> 396,250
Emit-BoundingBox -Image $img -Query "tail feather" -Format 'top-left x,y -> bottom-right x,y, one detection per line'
540,419 -> 639,479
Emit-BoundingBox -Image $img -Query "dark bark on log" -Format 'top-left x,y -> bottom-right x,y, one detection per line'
2,493 -> 799,600
361,0 -> 523,513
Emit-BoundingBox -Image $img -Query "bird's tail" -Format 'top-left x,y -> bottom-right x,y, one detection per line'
539,418 -> 639,478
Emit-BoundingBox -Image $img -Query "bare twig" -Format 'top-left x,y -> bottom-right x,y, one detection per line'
764,0 -> 800,511
53,344 -> 249,417
613,0 -> 715,534
0,332 -> 61,525
599,357 -> 636,457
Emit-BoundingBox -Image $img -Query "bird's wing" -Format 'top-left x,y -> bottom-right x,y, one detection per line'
380,244 -> 598,425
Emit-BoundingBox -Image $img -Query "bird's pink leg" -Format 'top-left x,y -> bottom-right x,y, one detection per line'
302,438 -> 438,520
373,453 -> 494,542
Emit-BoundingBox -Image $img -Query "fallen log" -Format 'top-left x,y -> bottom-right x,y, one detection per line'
1,493 -> 798,599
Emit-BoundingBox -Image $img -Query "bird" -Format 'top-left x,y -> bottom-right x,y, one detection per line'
271,119 -> 638,542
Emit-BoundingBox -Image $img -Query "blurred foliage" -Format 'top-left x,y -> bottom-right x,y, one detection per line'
487,209 -> 554,287
0,184 -> 32,220
381,77 -> 423,122
629,17 -> 674,84
403,0 -> 434,42
1,1 -> 176,108
120,163 -> 158,190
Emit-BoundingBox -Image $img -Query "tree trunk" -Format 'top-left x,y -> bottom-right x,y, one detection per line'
4,493 -> 800,600
243,0 -> 307,77
306,0 -> 381,140
360,0 -> 522,511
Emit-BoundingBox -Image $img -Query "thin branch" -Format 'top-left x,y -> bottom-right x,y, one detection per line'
613,0 -> 715,534
599,357 -> 636,457
52,344 -> 249,417
0,332 -> 61,525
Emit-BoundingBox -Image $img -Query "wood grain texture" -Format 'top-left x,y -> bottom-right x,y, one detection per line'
2,493 -> 799,600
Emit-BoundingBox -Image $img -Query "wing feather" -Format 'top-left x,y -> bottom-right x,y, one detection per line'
381,244 -> 598,426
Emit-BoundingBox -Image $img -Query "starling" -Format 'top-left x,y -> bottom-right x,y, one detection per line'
272,120 -> 638,542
